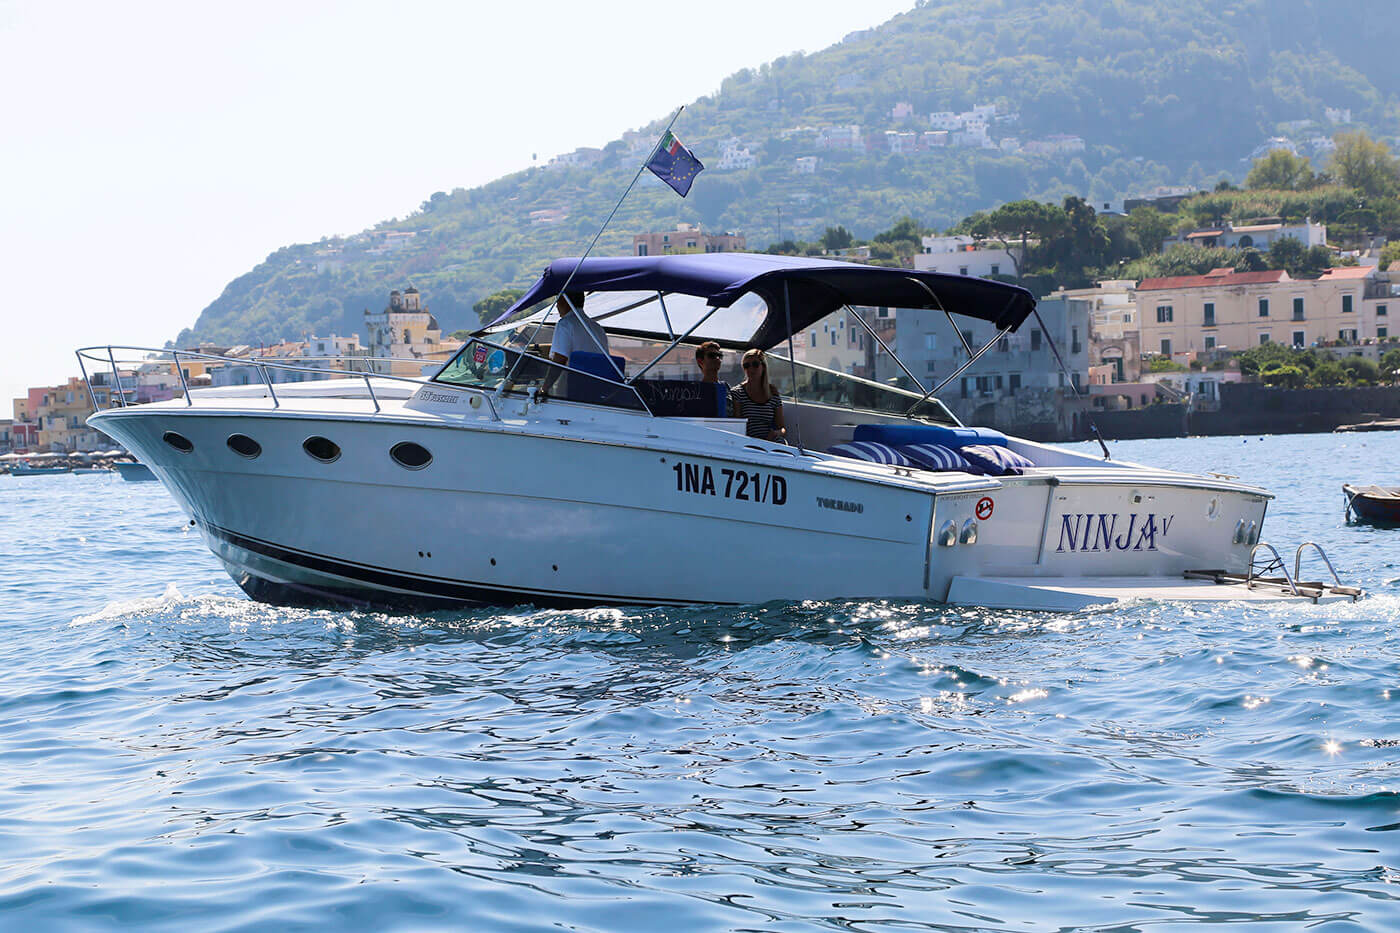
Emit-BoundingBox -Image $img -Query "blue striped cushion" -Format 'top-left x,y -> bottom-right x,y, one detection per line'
960,444 -> 1035,476
827,441 -> 912,466
899,443 -> 978,473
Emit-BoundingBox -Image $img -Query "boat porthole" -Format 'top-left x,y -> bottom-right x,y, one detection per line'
552,564 -> 558,572
226,433 -> 261,459
162,431 -> 193,453
302,436 -> 341,463
490,558 -> 496,566
390,441 -> 432,470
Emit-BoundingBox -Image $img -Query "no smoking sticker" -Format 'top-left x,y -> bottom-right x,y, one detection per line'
976,497 -> 994,520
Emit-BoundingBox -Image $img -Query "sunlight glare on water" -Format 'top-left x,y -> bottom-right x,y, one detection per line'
1,432 -> 1398,929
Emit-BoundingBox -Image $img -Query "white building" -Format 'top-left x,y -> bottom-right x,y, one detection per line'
716,137 -> 757,171
794,156 -> 819,175
914,235 -> 1021,278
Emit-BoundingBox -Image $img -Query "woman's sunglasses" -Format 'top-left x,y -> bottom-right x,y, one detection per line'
742,360 -> 763,369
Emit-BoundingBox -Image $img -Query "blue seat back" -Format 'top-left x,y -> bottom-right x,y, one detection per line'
570,351 -> 626,382
852,423 -> 1008,448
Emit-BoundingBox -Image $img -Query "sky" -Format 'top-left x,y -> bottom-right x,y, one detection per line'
0,0 -> 915,410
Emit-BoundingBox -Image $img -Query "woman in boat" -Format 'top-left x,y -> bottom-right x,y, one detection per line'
730,348 -> 787,443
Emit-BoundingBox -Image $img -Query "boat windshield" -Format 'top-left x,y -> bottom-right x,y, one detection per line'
764,353 -> 957,424
434,336 -> 648,411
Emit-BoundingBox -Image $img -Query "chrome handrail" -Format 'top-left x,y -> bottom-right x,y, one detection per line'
74,345 -> 496,419
1294,542 -> 1341,588
1247,542 -> 1300,596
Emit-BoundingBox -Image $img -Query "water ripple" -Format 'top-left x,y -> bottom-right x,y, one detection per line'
3,435 -> 1400,928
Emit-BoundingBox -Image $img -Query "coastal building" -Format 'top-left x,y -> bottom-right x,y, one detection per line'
33,377 -> 116,451
715,138 -> 757,171
1164,219 -> 1326,252
632,223 -> 745,257
1136,266 -> 1394,360
891,295 -> 1091,437
913,235 -> 1020,279
364,286 -> 462,378
791,308 -> 872,378
1047,279 -> 1141,385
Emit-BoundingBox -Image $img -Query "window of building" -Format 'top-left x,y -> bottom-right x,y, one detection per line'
959,266 -> 969,276
1156,305 -> 1173,323
810,333 -> 817,347
830,331 -> 838,346
1072,372 -> 1081,390
686,240 -> 697,249
1031,329 -> 1042,351
1343,294 -> 1354,313
1259,333 -> 1271,345
927,360 -> 937,374
990,264 -> 1000,275
1293,297 -> 1305,320
1071,327 -> 1081,354
997,337 -> 1009,352
1293,331 -> 1306,347
1204,335 -> 1216,350
662,234 -> 669,243
637,244 -> 648,256
1204,302 -> 1216,326
995,375 -> 1004,390
1339,328 -> 1358,343
924,334 -> 937,350
975,376 -> 990,392
1009,373 -> 1021,392
1379,327 -> 1389,338
1160,338 -> 1171,356
877,307 -> 890,318
1258,298 -> 1269,317
1378,304 -> 1388,317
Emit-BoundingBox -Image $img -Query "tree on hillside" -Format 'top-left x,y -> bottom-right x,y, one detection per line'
1329,131 -> 1400,199
1379,241 -> 1400,271
1039,196 -> 1110,289
1245,149 -> 1316,191
473,288 -> 526,325
1125,206 -> 1175,257
1267,237 -> 1332,278
961,200 -> 1067,279
821,225 -> 854,250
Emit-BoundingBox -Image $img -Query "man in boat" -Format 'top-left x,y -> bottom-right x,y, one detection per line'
695,341 -> 725,384
540,291 -> 610,397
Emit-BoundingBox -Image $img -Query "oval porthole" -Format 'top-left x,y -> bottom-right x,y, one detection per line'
162,431 -> 193,453
302,435 -> 341,463
227,433 -> 261,459
390,441 -> 432,470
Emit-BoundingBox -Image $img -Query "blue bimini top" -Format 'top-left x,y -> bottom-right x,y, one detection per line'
486,252 -> 1036,351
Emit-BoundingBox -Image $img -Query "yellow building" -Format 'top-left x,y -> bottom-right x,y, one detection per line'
364,286 -> 463,377
34,377 -> 114,451
1137,266 -> 1393,360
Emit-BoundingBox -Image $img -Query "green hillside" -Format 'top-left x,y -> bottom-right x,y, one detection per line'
177,0 -> 1400,347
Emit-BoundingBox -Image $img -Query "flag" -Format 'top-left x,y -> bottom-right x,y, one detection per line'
645,131 -> 705,197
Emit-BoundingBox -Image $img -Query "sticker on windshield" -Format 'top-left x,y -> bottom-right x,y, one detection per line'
473,344 -> 489,365
487,349 -> 506,374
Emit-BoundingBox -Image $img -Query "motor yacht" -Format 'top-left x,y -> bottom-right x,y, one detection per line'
81,253 -> 1319,611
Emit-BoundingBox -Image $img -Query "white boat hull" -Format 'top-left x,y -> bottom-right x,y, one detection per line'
90,393 -> 1270,611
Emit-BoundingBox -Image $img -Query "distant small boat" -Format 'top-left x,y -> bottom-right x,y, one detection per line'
72,467 -> 111,475
112,460 -> 156,482
1343,484 -> 1400,526
9,463 -> 72,476
1336,419 -> 1400,433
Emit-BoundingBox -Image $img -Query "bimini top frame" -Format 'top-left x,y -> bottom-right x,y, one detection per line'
485,252 -> 1036,352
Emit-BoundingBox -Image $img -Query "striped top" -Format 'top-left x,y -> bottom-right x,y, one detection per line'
730,384 -> 783,439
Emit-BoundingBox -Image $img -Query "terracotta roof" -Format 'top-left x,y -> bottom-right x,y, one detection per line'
1137,270 -> 1289,291
1184,230 -> 1223,238
1317,266 -> 1374,280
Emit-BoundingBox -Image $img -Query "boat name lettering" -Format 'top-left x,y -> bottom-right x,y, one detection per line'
1055,512 -> 1174,553
671,461 -> 787,505
416,389 -> 461,405
816,496 -> 864,514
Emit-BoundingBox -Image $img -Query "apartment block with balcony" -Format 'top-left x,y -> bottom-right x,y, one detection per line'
632,223 -> 745,257
1136,266 -> 1392,361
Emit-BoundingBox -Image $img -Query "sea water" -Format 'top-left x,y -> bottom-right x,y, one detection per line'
1,432 -> 1398,930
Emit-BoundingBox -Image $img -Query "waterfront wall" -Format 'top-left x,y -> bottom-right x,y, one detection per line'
1192,384 -> 1400,436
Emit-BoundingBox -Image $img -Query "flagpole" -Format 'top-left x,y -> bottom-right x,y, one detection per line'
500,105 -> 686,389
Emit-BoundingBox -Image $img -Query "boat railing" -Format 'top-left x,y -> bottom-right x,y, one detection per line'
74,345 -> 502,420
1247,542 -> 1301,596
1294,542 -> 1342,589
